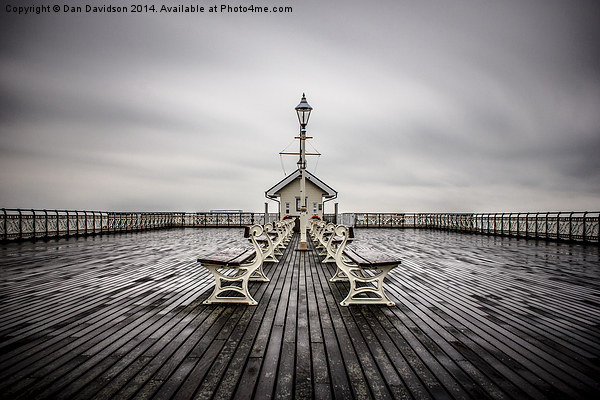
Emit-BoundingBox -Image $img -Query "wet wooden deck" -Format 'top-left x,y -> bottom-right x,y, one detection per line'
0,228 -> 599,399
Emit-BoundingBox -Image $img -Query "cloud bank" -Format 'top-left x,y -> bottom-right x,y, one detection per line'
1,0 -> 599,213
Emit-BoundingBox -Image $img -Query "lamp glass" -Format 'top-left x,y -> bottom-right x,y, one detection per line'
296,109 -> 311,126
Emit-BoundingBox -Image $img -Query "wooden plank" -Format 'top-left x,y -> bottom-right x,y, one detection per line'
309,241 -> 375,399
247,236 -> 298,399
295,250 -> 312,399
0,227 -> 599,400
387,258 -> 597,397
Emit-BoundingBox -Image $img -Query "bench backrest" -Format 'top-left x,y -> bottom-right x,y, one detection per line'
332,225 -> 353,259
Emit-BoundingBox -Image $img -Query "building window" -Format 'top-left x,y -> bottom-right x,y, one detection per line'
313,202 -> 318,215
285,202 -> 290,215
295,196 -> 308,212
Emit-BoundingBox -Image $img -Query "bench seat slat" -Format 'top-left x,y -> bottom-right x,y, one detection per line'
197,247 -> 254,266
344,246 -> 401,268
331,236 -> 353,243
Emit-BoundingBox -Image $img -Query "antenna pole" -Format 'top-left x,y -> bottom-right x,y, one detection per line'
298,123 -> 308,250
294,93 -> 312,251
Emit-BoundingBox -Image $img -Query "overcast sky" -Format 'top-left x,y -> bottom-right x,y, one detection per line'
1,0 -> 599,213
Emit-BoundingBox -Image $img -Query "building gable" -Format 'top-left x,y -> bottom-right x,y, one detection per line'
265,169 -> 336,200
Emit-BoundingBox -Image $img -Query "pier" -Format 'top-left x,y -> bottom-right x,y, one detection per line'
1,227 -> 598,399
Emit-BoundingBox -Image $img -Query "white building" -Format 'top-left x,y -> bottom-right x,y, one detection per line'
265,169 -> 337,219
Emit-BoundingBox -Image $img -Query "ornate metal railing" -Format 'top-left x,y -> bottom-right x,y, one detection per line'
0,209 -> 279,242
2,209 -> 597,244
178,212 -> 277,227
336,212 -> 599,244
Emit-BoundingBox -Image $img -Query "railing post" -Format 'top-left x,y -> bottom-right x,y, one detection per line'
75,211 -> 80,235
54,210 -> 59,238
569,211 -> 574,242
32,209 -> 36,239
2,209 -> 6,241
18,209 -> 23,240
582,212 -> 587,242
44,209 -> 48,239
497,213 -> 501,234
483,214 -> 487,234
66,210 -> 70,236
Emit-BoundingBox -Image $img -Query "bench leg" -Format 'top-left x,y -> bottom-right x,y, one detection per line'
322,250 -> 336,263
339,265 -> 396,307
263,253 -> 279,263
261,242 -> 279,264
322,242 -> 338,263
329,252 -> 351,280
329,266 -> 348,282
202,265 -> 258,305
250,264 -> 270,282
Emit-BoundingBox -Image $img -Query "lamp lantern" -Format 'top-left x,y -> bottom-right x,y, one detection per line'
295,93 -> 312,127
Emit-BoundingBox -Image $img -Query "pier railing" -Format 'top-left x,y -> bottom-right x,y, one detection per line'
0,209 -> 279,242
2,209 -> 597,244
326,212 -> 599,243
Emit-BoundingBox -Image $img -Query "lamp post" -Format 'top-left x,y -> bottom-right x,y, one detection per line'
295,93 -> 312,251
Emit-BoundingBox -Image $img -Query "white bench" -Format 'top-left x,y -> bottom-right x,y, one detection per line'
270,219 -> 294,256
198,219 -> 294,305
329,225 -> 400,306
198,224 -> 269,305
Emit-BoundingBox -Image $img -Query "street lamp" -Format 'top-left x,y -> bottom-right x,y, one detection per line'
295,93 -> 312,251
295,93 -> 312,127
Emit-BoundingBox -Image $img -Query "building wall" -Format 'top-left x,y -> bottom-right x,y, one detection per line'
278,178 -> 326,218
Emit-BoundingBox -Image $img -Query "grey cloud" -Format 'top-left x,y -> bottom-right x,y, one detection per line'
1,0 -> 599,212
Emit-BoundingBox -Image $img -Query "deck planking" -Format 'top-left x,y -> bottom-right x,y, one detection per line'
0,227 -> 599,399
